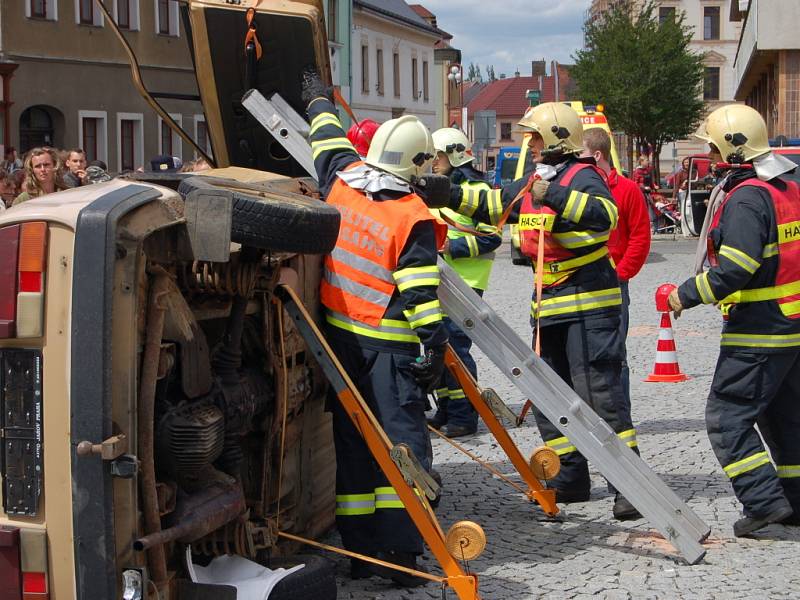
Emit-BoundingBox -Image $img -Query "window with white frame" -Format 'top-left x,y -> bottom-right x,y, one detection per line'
411,57 -> 419,101
117,113 -> 144,173
115,0 -> 139,30
26,0 -> 58,20
194,115 -> 211,159
78,110 -> 108,163
155,0 -> 179,36
76,0 -> 103,25
158,113 -> 182,159
422,60 -> 429,102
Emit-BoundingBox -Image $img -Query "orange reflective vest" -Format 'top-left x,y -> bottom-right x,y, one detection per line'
711,177 -> 800,320
518,162 -> 609,286
321,166 -> 447,326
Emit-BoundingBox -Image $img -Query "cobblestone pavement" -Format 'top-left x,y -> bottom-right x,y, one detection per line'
327,236 -> 800,599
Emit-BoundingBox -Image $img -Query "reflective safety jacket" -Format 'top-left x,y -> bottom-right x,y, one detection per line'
320,163 -> 448,349
518,162 -> 615,288
678,170 -> 800,351
432,177 -> 500,291
445,156 -> 621,326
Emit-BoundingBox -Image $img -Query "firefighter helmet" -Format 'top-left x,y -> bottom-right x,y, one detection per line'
695,104 -> 771,163
432,127 -> 474,167
517,102 -> 583,156
365,115 -> 434,181
346,119 -> 380,157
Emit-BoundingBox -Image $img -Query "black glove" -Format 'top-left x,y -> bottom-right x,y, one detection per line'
408,346 -> 447,393
300,65 -> 332,107
409,174 -> 452,208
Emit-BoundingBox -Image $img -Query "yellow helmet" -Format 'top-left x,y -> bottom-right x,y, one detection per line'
432,128 -> 474,167
517,102 -> 583,156
695,104 -> 770,163
365,115 -> 434,181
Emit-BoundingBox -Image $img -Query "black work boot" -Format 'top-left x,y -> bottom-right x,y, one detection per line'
552,487 -> 591,503
350,558 -> 375,580
427,410 -> 448,429
373,551 -> 429,587
733,505 -> 794,537
613,493 -> 642,521
444,424 -> 477,438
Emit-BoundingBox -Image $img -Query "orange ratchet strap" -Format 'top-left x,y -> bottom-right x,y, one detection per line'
244,8 -> 263,60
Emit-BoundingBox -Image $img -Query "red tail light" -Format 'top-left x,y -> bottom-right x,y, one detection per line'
0,222 -> 48,340
22,571 -> 47,595
0,225 -> 20,338
0,526 -> 22,599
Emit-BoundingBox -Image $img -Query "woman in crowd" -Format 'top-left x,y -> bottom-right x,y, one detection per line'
13,147 -> 67,206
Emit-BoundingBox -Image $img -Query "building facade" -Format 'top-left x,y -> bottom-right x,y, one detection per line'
325,0 -> 353,123
731,0 -> 800,139
0,0 -> 208,171
350,0 -> 440,129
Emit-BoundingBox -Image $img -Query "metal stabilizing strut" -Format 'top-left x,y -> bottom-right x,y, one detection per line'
437,259 -> 711,564
442,347 -> 559,517
275,284 -> 480,600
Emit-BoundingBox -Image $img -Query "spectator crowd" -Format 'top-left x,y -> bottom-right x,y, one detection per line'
0,145 -> 211,210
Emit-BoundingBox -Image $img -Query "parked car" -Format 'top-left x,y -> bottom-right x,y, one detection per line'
0,2 -> 343,599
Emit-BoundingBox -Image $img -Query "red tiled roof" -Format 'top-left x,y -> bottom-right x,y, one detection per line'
466,76 -> 559,118
409,4 -> 434,18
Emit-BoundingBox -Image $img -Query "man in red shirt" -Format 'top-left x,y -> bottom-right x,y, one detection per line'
581,128 -> 651,424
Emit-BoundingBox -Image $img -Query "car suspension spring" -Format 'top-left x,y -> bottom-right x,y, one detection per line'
192,518 -> 259,558
181,259 -> 260,297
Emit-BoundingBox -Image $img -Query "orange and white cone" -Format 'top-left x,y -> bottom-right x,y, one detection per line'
644,312 -> 689,382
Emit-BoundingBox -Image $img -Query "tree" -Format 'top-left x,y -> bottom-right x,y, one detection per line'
571,0 -> 706,173
487,65 -> 497,81
467,63 -> 477,81
474,64 -> 483,82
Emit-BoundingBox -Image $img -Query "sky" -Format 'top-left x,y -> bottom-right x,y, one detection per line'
419,0 -> 592,78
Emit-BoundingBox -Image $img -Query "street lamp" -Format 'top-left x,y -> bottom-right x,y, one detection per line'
447,63 -> 463,127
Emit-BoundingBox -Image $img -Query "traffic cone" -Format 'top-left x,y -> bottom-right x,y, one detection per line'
644,312 -> 689,382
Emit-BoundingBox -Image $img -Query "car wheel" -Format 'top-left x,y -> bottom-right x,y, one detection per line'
263,554 -> 337,600
681,194 -> 694,237
178,176 -> 341,254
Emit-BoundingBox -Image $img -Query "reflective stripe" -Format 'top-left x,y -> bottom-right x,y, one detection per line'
598,197 -> 619,229
722,279 -> 800,303
335,493 -> 376,516
720,332 -> 800,348
762,243 -> 779,258
448,389 -> 466,400
777,465 -> 800,478
309,113 -> 343,136
617,428 -> 638,448
545,436 -> 578,456
487,190 -> 503,225
533,287 -> 622,318
404,300 -> 443,328
718,244 -> 760,274
394,265 -> 440,291
552,229 -> 610,248
331,247 -> 393,283
694,272 -> 716,304
541,247 -> 608,274
375,486 -> 404,509
311,136 -> 355,159
435,387 -> 449,399
326,311 -> 420,343
723,451 -> 771,478
458,187 -> 479,217
324,268 -> 392,306
466,235 -> 479,257
564,190 -> 589,223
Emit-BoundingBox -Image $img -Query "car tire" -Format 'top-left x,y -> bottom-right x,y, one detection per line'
263,554 -> 337,600
178,176 -> 341,254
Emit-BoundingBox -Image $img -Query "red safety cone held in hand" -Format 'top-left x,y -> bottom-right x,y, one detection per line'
644,283 -> 689,383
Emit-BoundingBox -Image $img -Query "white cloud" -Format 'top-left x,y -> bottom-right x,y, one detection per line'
421,0 -> 591,76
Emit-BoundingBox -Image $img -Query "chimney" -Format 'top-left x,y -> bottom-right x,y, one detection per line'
514,70 -> 520,78
531,60 -> 546,77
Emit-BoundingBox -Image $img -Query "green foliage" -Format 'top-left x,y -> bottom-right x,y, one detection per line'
487,65 -> 497,81
572,0 -> 706,161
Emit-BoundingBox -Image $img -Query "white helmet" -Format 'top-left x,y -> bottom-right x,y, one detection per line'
518,102 -> 583,156
365,115 -> 434,181
695,104 -> 771,163
432,128 -> 474,167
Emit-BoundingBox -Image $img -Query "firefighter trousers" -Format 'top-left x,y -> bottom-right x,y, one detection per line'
435,289 -> 483,429
532,315 -> 637,494
707,348 -> 800,517
327,335 -> 432,555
